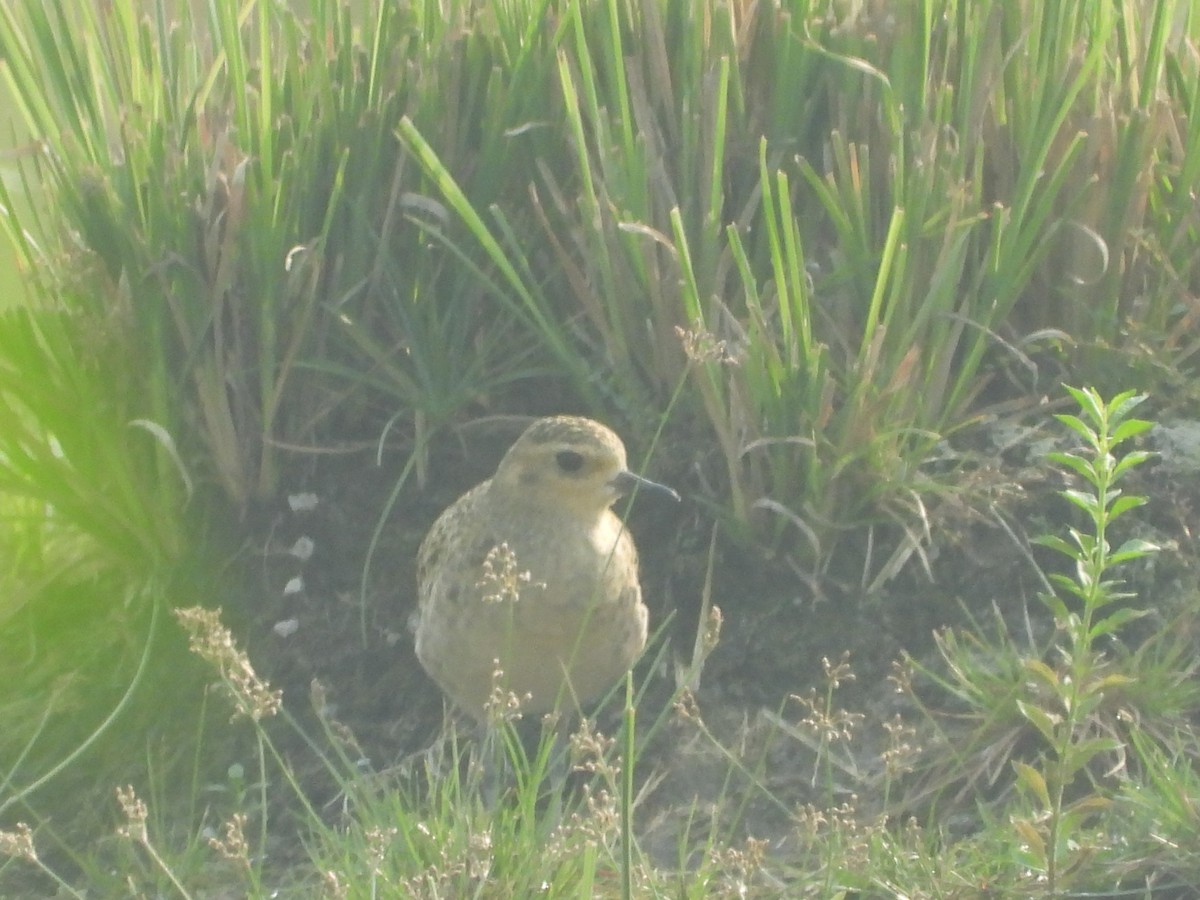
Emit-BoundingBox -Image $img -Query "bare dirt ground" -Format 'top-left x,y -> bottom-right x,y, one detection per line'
240,410 -> 1200,860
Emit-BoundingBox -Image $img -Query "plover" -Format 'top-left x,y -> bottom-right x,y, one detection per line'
414,416 -> 678,721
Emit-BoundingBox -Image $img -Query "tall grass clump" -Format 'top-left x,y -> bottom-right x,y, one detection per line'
0,303 -> 195,843
403,0 -> 1200,569
4,0 -> 1200,567
0,0 -> 595,512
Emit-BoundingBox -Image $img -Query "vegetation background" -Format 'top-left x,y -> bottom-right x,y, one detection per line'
2,0 -> 1200,896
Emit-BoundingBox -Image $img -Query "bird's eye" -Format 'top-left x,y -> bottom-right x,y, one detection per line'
556,450 -> 585,473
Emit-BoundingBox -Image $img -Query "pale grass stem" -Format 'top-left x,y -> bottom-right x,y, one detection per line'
207,813 -> 251,873
116,785 -> 194,900
476,541 -> 546,605
0,823 -> 85,899
173,606 -> 282,722
484,659 -> 532,726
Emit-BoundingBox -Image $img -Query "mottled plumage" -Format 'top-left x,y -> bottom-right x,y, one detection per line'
414,416 -> 677,721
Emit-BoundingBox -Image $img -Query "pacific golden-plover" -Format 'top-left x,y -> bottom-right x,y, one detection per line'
414,416 -> 678,722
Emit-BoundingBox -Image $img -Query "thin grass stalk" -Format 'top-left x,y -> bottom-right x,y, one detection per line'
0,594 -> 161,819
621,672 -> 636,900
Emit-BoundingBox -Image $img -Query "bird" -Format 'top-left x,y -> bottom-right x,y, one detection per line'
414,415 -> 679,723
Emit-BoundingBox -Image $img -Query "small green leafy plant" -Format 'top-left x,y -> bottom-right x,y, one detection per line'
1013,386 -> 1157,894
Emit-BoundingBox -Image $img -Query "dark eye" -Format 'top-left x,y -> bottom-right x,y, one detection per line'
556,450 -> 585,473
